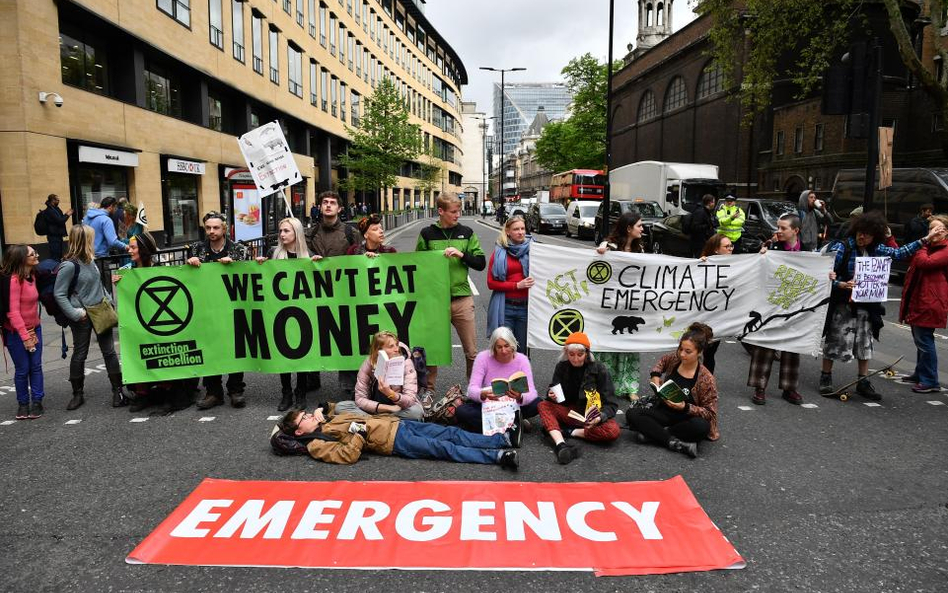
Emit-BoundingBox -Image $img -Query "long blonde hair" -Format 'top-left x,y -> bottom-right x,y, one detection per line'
368,331 -> 399,366
63,224 -> 95,264
272,217 -> 310,260
497,216 -> 526,248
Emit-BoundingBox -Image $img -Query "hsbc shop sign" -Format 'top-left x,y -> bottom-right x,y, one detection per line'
167,159 -> 206,175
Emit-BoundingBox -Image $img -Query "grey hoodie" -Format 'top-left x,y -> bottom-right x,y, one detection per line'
797,190 -> 828,251
53,260 -> 113,322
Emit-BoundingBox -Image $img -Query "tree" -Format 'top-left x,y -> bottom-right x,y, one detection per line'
535,53 -> 623,172
414,143 -> 444,199
700,0 -> 948,155
339,78 -> 421,211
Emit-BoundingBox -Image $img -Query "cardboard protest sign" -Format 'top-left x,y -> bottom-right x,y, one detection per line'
237,121 -> 302,198
852,256 -> 891,303
528,244 -> 833,355
127,476 -> 745,576
117,253 -> 451,383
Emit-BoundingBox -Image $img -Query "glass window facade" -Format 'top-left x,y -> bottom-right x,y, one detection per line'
637,91 -> 657,123
269,27 -> 280,83
144,63 -> 181,117
493,83 -> 571,155
59,31 -> 109,95
663,76 -> 687,111
232,0 -> 245,62
208,0 -> 223,48
252,13 -> 264,74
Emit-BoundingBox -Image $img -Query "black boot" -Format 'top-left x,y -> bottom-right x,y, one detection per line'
109,373 -> 129,408
278,389 -> 294,412
294,388 -> 308,410
668,437 -> 698,459
67,378 -> 85,411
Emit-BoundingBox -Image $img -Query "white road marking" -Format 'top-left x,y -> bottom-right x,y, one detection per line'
468,276 -> 479,296
65,419 -> 82,425
926,400 -> 945,406
1,420 -> 16,426
130,417 -> 149,423
267,415 -> 281,421
452,344 -> 462,348
800,403 -> 819,409
198,416 -> 216,422
737,405 -> 755,411
863,402 -> 882,407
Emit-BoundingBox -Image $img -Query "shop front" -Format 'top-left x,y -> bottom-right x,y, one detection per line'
68,142 -> 138,217
161,156 -> 204,246
222,167 -> 306,241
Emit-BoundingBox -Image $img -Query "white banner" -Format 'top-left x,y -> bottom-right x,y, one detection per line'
528,244 -> 834,356
237,121 -> 302,197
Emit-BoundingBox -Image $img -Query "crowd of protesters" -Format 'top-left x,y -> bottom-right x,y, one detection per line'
3,190 -> 946,471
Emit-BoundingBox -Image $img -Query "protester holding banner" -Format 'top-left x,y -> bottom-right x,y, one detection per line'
187,211 -> 251,410
54,224 -> 127,410
456,326 -> 539,435
538,332 -> 620,465
334,331 -> 424,419
749,215 -> 805,405
898,215 -> 948,393
594,211 -> 645,400
272,405 -> 519,469
119,232 -> 195,415
257,217 -> 313,411
820,212 -> 946,399
347,214 -> 396,257
2,245 -> 45,419
306,191 -> 358,397
416,192 -> 486,395
627,323 -> 718,458
486,217 -> 533,353
696,234 -> 736,374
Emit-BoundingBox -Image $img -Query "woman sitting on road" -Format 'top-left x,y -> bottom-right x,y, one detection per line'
257,217 -> 313,410
456,326 -> 539,438
54,224 -> 128,411
334,331 -> 424,419
626,323 -> 719,459
347,214 -> 396,256
539,332 -> 620,465
486,217 -> 533,353
2,245 -> 45,420
593,211 -> 646,401
697,234 -> 736,374
898,214 -> 948,393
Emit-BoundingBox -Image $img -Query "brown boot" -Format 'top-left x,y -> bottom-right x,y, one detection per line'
196,391 -> 224,410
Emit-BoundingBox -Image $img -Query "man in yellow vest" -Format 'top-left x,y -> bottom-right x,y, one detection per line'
716,194 -> 746,251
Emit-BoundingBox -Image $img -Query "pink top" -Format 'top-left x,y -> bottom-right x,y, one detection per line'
5,275 -> 40,341
466,350 -> 538,405
353,342 -> 419,413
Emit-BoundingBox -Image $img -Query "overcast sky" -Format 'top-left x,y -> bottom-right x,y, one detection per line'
423,0 -> 697,133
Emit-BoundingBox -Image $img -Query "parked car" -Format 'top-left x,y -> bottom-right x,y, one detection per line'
565,201 -> 600,239
508,201 -> 529,219
593,199 -> 666,248
649,214 -> 693,256
713,197 -> 797,253
526,203 -> 568,234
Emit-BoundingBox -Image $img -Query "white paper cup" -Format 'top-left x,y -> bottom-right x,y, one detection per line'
550,384 -> 565,403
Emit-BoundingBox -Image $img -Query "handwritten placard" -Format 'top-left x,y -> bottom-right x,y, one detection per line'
853,257 -> 891,302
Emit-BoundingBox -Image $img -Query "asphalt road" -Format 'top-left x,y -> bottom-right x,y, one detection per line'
1,217 -> 946,592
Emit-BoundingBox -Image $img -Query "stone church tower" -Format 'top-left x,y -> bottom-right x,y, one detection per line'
632,0 -> 674,59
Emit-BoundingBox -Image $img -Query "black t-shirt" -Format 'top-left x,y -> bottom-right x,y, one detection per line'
669,368 -> 697,405
562,364 -> 585,407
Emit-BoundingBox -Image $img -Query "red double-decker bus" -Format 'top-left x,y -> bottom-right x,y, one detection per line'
550,169 -> 606,203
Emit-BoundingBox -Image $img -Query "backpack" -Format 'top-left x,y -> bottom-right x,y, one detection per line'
425,384 -> 465,425
33,209 -> 49,236
35,259 -> 79,327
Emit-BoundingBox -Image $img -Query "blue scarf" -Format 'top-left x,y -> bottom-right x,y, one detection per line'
486,238 -> 532,337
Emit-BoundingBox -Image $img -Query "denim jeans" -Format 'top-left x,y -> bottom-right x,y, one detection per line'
504,301 -> 528,354
911,325 -> 939,387
4,327 -> 44,404
392,420 -> 507,464
68,317 -> 120,380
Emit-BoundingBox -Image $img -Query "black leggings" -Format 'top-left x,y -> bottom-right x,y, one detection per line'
703,340 -> 720,375
280,373 -> 307,393
626,406 -> 710,445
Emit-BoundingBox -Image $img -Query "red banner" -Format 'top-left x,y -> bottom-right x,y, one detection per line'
127,476 -> 744,576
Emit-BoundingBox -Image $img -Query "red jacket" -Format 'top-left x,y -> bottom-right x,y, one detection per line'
899,241 -> 948,328
487,251 -> 529,300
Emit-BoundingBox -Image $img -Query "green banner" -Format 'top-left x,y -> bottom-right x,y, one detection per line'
117,252 -> 452,383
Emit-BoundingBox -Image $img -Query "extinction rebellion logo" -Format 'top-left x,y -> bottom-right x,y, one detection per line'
136,276 -> 203,369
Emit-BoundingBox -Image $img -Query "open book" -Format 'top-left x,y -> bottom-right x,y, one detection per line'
490,371 -> 529,397
374,350 -> 405,386
566,389 -> 602,424
650,380 -> 686,403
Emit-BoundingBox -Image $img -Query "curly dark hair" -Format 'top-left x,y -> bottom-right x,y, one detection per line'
606,211 -> 644,253
680,322 -> 714,353
848,211 -> 889,245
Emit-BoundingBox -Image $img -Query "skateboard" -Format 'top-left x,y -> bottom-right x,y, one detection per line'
827,356 -> 904,401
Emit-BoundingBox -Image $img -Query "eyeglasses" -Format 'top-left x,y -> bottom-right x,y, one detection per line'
722,244 -> 734,250
27,252 -> 39,258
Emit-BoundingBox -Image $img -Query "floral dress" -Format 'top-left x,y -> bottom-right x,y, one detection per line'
595,242 -> 641,399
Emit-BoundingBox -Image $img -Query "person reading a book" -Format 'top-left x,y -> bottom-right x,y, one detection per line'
271,404 -> 519,470
538,332 -> 620,465
626,323 -> 719,458
486,217 -> 533,353
456,327 -> 539,438
334,331 -> 424,420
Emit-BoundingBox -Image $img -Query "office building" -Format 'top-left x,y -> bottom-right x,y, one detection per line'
493,82 -> 570,157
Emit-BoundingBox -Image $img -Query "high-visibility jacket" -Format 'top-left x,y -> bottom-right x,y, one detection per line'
716,204 -> 746,241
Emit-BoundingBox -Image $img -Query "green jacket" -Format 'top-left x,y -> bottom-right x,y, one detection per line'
716,204 -> 746,241
416,222 -> 486,297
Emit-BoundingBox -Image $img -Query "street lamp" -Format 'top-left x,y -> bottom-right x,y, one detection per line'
480,66 -> 526,204
472,114 -> 496,214
603,0 -> 616,240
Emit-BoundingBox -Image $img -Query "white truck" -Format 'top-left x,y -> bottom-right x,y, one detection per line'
609,161 -> 727,214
